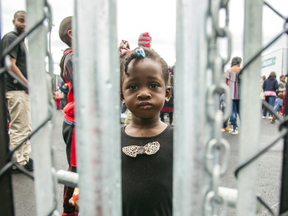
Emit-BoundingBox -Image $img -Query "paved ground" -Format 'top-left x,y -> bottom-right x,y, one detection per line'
10,110 -> 284,215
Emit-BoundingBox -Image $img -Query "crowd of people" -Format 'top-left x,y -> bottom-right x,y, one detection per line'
1,9 -> 287,216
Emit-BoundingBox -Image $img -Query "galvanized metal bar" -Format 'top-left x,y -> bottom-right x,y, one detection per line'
279,36 -> 288,216
0,2 -> 14,215
237,0 -> 262,215
57,170 -> 79,188
74,0 -> 121,215
174,0 -> 209,215
0,75 -> 14,216
26,1 -> 57,215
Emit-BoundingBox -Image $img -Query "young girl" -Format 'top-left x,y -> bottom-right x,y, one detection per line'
120,47 -> 173,215
70,47 -> 173,215
69,48 -> 173,216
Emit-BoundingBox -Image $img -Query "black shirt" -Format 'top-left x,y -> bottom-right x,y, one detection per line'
121,125 -> 173,216
0,31 -> 27,91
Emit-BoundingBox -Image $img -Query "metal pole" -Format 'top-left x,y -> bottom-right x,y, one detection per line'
237,0 -> 262,215
26,1 -> 57,215
74,0 -> 121,215
174,0 -> 209,215
279,27 -> 288,216
0,1 -> 14,215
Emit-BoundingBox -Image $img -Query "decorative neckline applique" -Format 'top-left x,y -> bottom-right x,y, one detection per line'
122,141 -> 160,157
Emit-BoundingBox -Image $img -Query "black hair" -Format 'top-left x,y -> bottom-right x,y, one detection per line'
59,16 -> 72,47
14,11 -> 26,20
120,47 -> 169,88
231,56 -> 242,66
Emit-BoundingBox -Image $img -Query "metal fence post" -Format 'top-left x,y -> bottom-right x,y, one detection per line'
73,0 -> 121,215
0,1 -> 14,215
279,26 -> 288,216
237,0 -> 262,215
174,0 -> 209,215
26,1 -> 57,215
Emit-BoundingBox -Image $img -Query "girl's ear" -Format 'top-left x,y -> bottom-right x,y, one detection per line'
165,86 -> 171,102
120,93 -> 125,104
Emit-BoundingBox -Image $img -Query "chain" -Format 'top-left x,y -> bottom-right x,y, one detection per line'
204,0 -> 232,215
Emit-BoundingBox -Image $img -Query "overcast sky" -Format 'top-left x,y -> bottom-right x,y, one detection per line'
1,0 -> 288,74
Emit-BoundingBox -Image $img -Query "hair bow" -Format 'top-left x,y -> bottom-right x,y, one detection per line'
122,141 -> 160,157
136,47 -> 146,58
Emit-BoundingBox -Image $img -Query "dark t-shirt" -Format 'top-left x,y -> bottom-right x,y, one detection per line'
0,31 -> 27,91
121,125 -> 173,216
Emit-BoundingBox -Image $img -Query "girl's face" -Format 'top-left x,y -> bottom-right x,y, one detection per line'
121,58 -> 171,121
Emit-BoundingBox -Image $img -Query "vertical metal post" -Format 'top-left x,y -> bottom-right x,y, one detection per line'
0,1 -> 15,215
26,1 -> 57,215
237,0 -> 262,215
74,0 -> 121,215
174,0 -> 209,215
279,32 -> 288,216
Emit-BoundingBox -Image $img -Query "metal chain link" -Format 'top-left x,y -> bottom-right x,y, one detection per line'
204,0 -> 232,215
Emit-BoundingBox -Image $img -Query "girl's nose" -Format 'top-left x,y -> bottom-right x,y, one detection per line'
137,89 -> 151,99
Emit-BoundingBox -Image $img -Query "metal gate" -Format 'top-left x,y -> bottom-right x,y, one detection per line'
0,0 -> 287,215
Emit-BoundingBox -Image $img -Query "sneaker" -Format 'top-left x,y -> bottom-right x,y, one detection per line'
11,159 -> 34,174
229,127 -> 238,135
221,127 -> 230,132
262,116 -> 266,119
24,158 -> 34,171
269,115 -> 273,120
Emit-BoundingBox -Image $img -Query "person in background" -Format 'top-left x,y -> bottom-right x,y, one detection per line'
225,56 -> 242,135
271,92 -> 284,123
60,81 -> 69,109
58,16 -> 78,216
220,93 -> 230,132
262,71 -> 279,119
160,85 -> 174,125
277,75 -> 286,94
0,10 -> 33,173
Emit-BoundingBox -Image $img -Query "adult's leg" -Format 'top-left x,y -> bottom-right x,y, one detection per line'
263,96 -> 269,117
268,96 -> 276,116
6,91 -> 32,165
230,100 -> 238,128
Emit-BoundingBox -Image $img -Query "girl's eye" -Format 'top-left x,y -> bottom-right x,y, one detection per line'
128,85 -> 137,90
150,83 -> 159,89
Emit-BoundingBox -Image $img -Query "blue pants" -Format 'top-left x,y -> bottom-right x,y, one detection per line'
263,96 -> 276,117
230,100 -> 240,128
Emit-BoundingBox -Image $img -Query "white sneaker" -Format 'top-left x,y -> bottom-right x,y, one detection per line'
269,115 -> 273,119
262,116 -> 266,119
229,128 -> 238,135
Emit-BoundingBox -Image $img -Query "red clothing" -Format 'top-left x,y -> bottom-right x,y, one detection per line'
60,48 -> 75,123
282,90 -> 286,115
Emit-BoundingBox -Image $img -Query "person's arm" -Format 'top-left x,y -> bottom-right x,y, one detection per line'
9,57 -> 29,85
262,80 -> 266,91
275,80 -> 279,90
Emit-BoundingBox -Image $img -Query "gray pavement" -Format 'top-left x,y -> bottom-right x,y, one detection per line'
11,110 -> 284,215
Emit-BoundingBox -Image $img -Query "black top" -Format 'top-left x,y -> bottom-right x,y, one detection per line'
0,31 -> 27,91
121,125 -> 173,216
263,78 -> 279,93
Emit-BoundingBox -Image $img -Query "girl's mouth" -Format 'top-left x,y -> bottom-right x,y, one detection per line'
138,102 -> 152,109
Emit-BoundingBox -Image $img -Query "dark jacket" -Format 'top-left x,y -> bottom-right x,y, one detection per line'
263,78 -> 279,92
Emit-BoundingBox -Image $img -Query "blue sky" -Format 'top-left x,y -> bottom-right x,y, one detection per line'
1,0 -> 288,73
